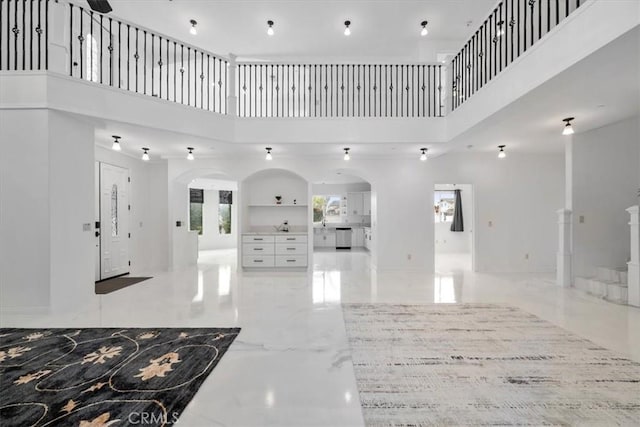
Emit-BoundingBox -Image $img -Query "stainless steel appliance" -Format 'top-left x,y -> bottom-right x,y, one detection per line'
336,227 -> 352,249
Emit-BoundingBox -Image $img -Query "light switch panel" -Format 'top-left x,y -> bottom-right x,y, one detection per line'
579,215 -> 585,224
83,223 -> 91,231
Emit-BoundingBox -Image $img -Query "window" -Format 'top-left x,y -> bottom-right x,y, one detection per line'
86,33 -> 98,83
111,184 -> 118,237
313,195 -> 342,224
189,188 -> 204,235
434,191 -> 455,223
218,190 -> 232,234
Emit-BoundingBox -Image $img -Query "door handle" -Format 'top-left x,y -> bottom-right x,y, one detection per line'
95,231 -> 100,237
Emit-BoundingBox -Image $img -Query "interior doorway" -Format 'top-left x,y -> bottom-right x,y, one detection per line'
95,162 -> 130,281
434,184 -> 474,273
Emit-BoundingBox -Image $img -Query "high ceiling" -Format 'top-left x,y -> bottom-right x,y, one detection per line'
107,0 -> 497,61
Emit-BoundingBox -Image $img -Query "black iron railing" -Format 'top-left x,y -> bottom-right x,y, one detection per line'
0,0 -> 49,71
451,0 -> 583,110
65,2 -> 228,114
237,63 -> 444,118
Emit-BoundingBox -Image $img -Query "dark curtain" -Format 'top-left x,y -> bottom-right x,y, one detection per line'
450,189 -> 464,232
219,190 -> 233,204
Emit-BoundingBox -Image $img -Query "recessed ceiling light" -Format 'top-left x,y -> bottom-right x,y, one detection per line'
267,20 -> 274,36
344,20 -> 351,36
562,117 -> 575,136
141,148 -> 150,161
189,19 -> 198,35
498,145 -> 506,159
187,147 -> 195,160
343,147 -> 351,161
420,21 -> 429,36
111,135 -> 121,151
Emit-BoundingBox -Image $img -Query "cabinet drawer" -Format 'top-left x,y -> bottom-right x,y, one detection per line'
275,235 -> 308,243
242,235 -> 275,243
275,243 -> 307,255
275,255 -> 308,267
243,243 -> 275,255
242,256 -> 275,267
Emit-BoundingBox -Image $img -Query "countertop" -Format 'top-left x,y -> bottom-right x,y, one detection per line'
243,231 -> 308,236
313,224 -> 371,230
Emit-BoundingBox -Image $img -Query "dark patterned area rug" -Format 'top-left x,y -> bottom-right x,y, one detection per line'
342,303 -> 640,426
0,327 -> 240,426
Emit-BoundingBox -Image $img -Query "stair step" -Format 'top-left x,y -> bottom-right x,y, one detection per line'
605,282 -> 628,304
574,276 -> 628,304
596,266 -> 628,284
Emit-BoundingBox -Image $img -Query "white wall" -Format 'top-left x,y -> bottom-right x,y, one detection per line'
197,189 -> 238,251
572,116 -> 640,277
434,184 -> 473,254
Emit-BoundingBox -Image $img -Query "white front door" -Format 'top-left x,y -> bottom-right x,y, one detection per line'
99,163 -> 130,280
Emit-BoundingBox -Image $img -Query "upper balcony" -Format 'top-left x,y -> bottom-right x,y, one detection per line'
1,0 -> 637,148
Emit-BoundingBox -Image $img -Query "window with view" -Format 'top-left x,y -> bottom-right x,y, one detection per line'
313,195 -> 342,224
434,191 -> 455,223
219,190 -> 232,234
189,188 -> 204,235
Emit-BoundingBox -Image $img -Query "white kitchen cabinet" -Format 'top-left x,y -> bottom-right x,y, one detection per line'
243,233 -> 308,268
353,228 -> 364,247
364,227 -> 372,251
347,192 -> 364,216
363,192 -> 371,215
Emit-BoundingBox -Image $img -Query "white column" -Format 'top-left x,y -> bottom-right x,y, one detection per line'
227,53 -> 238,116
557,209 -> 573,288
626,205 -> 640,307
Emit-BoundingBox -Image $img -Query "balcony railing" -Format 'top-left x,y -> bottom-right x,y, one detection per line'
237,63 -> 444,118
0,0 -> 49,71
451,0 -> 583,110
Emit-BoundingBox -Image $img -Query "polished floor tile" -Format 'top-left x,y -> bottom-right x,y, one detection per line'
2,249 -> 639,426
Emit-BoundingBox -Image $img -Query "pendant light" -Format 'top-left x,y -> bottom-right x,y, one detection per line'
267,20 -> 274,36
562,117 -> 575,135
420,148 -> 428,161
498,145 -> 506,159
187,147 -> 195,160
344,20 -> 351,36
420,21 -> 429,37
265,147 -> 273,160
343,147 -> 351,161
141,148 -> 150,161
189,19 -> 198,35
111,135 -> 122,151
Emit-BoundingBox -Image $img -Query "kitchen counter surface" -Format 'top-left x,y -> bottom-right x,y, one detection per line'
243,231 -> 308,235
313,224 -> 371,230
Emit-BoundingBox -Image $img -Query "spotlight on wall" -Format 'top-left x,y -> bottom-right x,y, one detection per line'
265,147 -> 273,160
267,20 -> 274,36
343,147 -> 351,161
562,117 -> 575,135
420,147 -> 428,161
189,19 -> 198,35
498,145 -> 506,159
141,147 -> 150,161
111,135 -> 122,151
187,147 -> 195,160
344,20 -> 351,36
420,21 -> 429,36
497,20 -> 505,37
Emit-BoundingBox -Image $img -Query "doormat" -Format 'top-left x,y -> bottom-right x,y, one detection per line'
342,303 -> 640,426
0,327 -> 240,426
95,277 -> 152,294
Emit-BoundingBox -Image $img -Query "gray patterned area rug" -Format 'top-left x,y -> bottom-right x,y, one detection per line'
342,303 -> 640,426
0,328 -> 239,426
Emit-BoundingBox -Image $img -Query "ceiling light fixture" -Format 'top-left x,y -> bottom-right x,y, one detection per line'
265,147 -> 273,160
420,148 -> 428,161
187,147 -> 195,160
141,148 -> 150,161
498,145 -> 506,159
189,19 -> 198,35
343,147 -> 351,161
344,20 -> 351,36
267,20 -> 274,36
111,135 -> 121,151
497,20 -> 505,37
562,117 -> 575,135
420,21 -> 429,36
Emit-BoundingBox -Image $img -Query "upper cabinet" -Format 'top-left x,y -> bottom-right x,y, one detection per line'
347,191 -> 371,216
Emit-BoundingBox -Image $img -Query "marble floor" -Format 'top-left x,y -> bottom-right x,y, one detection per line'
2,249 -> 639,426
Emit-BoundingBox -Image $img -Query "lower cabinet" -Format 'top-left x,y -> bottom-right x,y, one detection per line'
242,234 -> 308,268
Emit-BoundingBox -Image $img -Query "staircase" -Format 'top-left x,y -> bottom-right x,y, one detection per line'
574,267 -> 628,305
